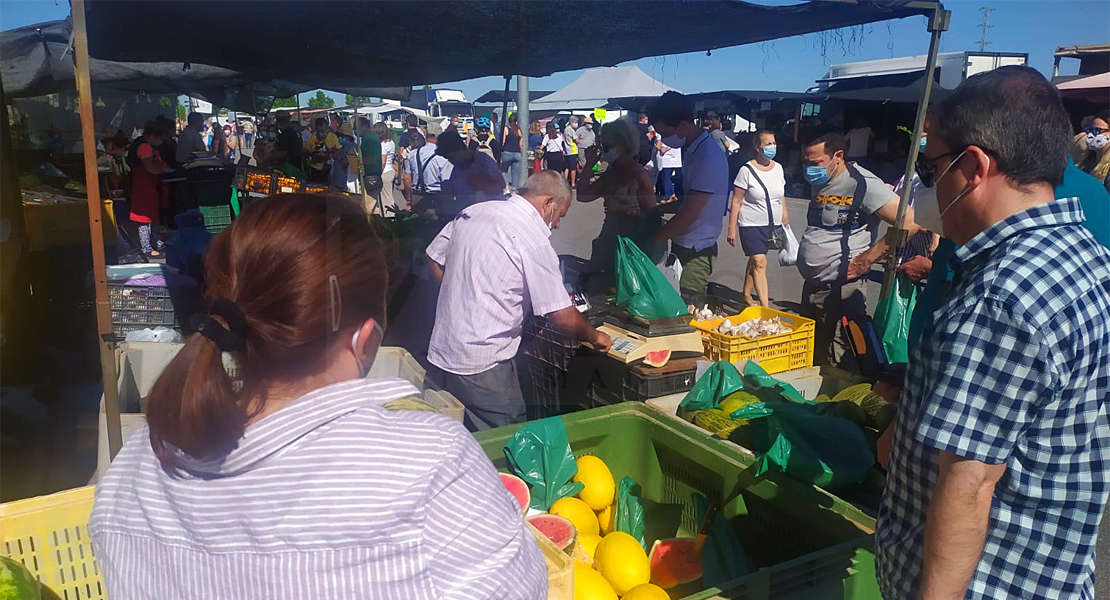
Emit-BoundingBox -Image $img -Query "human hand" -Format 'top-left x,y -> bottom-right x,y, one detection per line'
781,211 -> 789,226
846,252 -> 875,281
897,255 -> 932,282
726,227 -> 738,247
591,330 -> 613,353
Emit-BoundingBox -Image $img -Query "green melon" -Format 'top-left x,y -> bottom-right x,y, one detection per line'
0,556 -> 40,600
719,391 -> 761,415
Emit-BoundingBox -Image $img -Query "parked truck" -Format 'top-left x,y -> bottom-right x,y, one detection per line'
819,51 -> 1028,91
404,88 -> 474,120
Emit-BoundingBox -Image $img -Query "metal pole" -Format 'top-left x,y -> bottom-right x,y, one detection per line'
880,7 -> 949,300
516,75 -> 530,184
72,0 -> 122,458
499,75 -> 510,140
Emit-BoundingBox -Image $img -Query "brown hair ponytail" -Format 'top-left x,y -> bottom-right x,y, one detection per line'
145,194 -> 391,470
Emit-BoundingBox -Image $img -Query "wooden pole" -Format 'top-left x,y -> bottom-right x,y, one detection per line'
72,0 -> 122,458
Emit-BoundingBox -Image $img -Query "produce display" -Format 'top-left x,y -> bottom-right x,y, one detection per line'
687,304 -> 730,322
642,349 -> 672,368
499,452 -> 712,599
714,317 -> 791,339
0,556 -> 40,600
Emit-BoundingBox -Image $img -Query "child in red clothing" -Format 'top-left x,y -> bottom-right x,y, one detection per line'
128,120 -> 170,256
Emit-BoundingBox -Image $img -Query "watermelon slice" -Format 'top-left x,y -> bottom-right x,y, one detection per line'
499,472 -> 530,514
527,514 -> 577,553
649,538 -> 702,589
642,349 -> 672,368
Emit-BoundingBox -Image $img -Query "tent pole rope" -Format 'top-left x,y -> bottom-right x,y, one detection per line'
72,0 -> 122,459
880,6 -> 949,301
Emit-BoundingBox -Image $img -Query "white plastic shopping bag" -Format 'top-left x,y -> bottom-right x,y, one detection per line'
659,253 -> 683,294
779,226 -> 799,267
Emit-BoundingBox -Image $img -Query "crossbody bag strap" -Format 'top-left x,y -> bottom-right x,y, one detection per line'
415,149 -> 428,194
742,163 -> 775,227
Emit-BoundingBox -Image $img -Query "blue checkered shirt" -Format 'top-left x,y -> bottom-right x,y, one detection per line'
876,197 -> 1110,599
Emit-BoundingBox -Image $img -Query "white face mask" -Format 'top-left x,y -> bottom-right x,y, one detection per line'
1089,132 -> 1110,150
918,149 -> 986,237
350,321 -> 384,379
661,134 -> 685,148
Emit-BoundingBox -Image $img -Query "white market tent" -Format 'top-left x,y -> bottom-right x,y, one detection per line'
528,65 -> 679,114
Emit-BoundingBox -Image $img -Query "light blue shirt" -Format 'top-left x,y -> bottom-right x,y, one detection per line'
673,130 -> 729,251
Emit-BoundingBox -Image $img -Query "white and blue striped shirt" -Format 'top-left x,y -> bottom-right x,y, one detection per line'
90,378 -> 547,599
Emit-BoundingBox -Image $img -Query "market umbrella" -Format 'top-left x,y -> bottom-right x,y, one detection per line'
1057,72 -> 1110,104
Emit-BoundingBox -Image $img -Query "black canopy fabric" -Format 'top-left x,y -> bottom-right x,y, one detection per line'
0,19 -> 411,110
475,90 -> 554,104
820,70 -> 950,103
84,0 -> 938,87
610,90 -> 820,115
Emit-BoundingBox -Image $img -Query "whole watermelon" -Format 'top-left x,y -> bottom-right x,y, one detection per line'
0,556 -> 40,600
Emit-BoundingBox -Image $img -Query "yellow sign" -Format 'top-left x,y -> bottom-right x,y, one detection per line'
593,108 -> 607,122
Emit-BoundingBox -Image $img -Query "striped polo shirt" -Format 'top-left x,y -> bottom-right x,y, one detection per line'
90,378 -> 547,599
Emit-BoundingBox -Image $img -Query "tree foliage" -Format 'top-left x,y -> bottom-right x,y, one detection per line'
272,96 -> 299,108
307,91 -> 335,109
345,94 -> 374,106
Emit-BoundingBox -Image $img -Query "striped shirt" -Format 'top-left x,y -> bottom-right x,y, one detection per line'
427,194 -> 572,375
89,378 -> 547,599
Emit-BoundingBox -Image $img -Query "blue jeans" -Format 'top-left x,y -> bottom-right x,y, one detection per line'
434,360 -> 525,432
501,151 -> 523,189
657,167 -> 683,201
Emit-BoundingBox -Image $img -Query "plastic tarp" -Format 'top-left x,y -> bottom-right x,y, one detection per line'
529,66 -> 678,113
0,19 -> 411,108
1057,72 -> 1110,103
82,1 -> 938,87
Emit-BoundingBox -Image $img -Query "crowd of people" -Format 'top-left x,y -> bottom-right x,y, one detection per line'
83,65 -> 1110,600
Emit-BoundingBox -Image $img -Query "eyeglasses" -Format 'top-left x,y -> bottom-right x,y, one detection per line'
915,149 -> 962,188
1087,126 -> 1109,136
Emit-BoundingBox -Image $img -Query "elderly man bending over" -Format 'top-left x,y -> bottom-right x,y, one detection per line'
425,170 -> 612,430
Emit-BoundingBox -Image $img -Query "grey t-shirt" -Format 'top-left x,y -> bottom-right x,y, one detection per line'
576,127 -> 596,157
797,165 -> 896,283
708,129 -> 729,153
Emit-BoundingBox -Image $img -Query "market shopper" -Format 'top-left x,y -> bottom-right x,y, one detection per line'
726,129 -> 788,308
563,116 -> 579,187
576,116 -> 598,171
425,171 -> 613,430
653,135 -> 682,203
578,119 -> 661,287
1079,110 -> 1110,191
403,131 -> 452,215
703,110 -> 730,153
541,122 -> 566,173
241,118 -> 254,148
649,91 -> 729,300
356,116 -> 383,212
501,113 -> 524,190
438,130 -> 504,208
90,194 -> 547,599
877,66 -> 1110,600
797,131 -> 919,367
127,120 -> 171,257
373,122 -> 398,214
528,121 -> 544,174
468,116 -> 502,164
175,112 -> 208,164
305,117 -> 341,183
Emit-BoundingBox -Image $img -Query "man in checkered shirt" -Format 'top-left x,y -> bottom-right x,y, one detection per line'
877,66 -> 1110,599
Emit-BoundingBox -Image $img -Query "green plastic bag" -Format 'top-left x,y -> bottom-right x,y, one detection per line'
693,493 -> 756,587
730,400 -> 874,490
613,476 -> 646,548
873,273 -> 917,364
503,418 -> 584,511
739,361 -> 806,403
615,236 -> 688,319
679,362 -> 745,412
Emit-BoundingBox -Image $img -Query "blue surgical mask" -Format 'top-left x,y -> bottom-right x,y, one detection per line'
761,145 -> 777,160
805,165 -> 830,187
919,137 -> 928,152
150,139 -> 163,147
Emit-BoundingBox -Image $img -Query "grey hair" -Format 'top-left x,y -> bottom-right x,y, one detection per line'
519,170 -> 572,205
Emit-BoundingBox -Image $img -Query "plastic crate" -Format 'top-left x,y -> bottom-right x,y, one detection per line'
0,489 -> 569,600
523,316 -> 580,370
693,306 -> 815,375
0,486 -> 105,600
108,283 -> 180,341
199,204 -> 232,234
624,361 -> 698,402
527,359 -> 568,419
474,403 -> 879,600
687,293 -> 746,322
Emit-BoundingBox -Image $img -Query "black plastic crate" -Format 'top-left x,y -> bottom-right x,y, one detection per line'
523,316 -> 580,370
108,283 -> 198,341
526,359 -> 566,419
592,357 -> 699,403
623,364 -> 698,402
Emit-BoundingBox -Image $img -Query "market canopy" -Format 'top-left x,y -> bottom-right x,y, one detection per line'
609,89 -> 818,115
818,70 -> 950,104
528,66 -> 678,113
475,89 -> 555,104
0,19 -> 411,110
83,0 -> 940,87
1056,72 -> 1110,103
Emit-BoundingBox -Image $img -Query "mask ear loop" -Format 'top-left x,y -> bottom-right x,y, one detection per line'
329,274 -> 342,333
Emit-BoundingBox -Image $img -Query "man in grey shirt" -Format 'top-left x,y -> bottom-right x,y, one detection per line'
704,110 -> 730,153
798,131 -> 920,367
576,116 -> 597,168
175,112 -> 209,164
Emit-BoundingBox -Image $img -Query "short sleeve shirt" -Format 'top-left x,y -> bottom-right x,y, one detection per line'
796,165 -> 895,283
305,133 -> 342,170
360,132 -> 383,176
427,195 -> 572,375
575,127 -> 596,156
406,144 -> 451,195
672,130 -> 729,251
734,161 -> 785,227
877,197 -> 1110,600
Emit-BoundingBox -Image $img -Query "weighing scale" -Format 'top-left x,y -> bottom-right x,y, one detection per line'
592,308 -> 704,365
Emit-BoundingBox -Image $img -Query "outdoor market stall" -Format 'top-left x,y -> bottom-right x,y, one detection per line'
1,2 -> 951,598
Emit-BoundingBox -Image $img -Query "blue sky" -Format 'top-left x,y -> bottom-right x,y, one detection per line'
2,0 -> 1107,104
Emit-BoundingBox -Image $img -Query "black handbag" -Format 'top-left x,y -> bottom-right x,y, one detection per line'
363,174 -> 383,192
742,163 -> 785,250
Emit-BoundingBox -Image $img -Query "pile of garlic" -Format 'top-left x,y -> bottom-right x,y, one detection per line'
688,304 -> 729,322
716,316 -> 791,339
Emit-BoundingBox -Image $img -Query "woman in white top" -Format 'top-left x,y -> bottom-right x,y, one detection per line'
726,129 -> 788,307
90,194 -> 546,599
373,122 -> 399,213
541,121 -> 566,173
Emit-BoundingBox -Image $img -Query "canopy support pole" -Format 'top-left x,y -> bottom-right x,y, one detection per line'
880,6 -> 949,300
499,75 -> 511,140
72,0 -> 122,459
516,75 -> 530,186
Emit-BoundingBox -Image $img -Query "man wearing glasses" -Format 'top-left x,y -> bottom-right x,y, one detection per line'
877,66 -> 1110,600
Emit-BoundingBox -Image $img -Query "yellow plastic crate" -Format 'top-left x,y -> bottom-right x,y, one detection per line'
0,486 -> 104,600
0,487 -> 567,600
693,306 -> 815,374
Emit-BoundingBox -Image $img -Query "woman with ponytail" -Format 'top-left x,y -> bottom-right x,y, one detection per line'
90,194 -> 546,599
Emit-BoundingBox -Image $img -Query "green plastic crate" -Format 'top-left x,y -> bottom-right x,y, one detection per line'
474,402 -> 880,600
199,204 -> 232,233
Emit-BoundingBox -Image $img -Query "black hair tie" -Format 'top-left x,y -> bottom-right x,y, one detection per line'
198,298 -> 247,352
